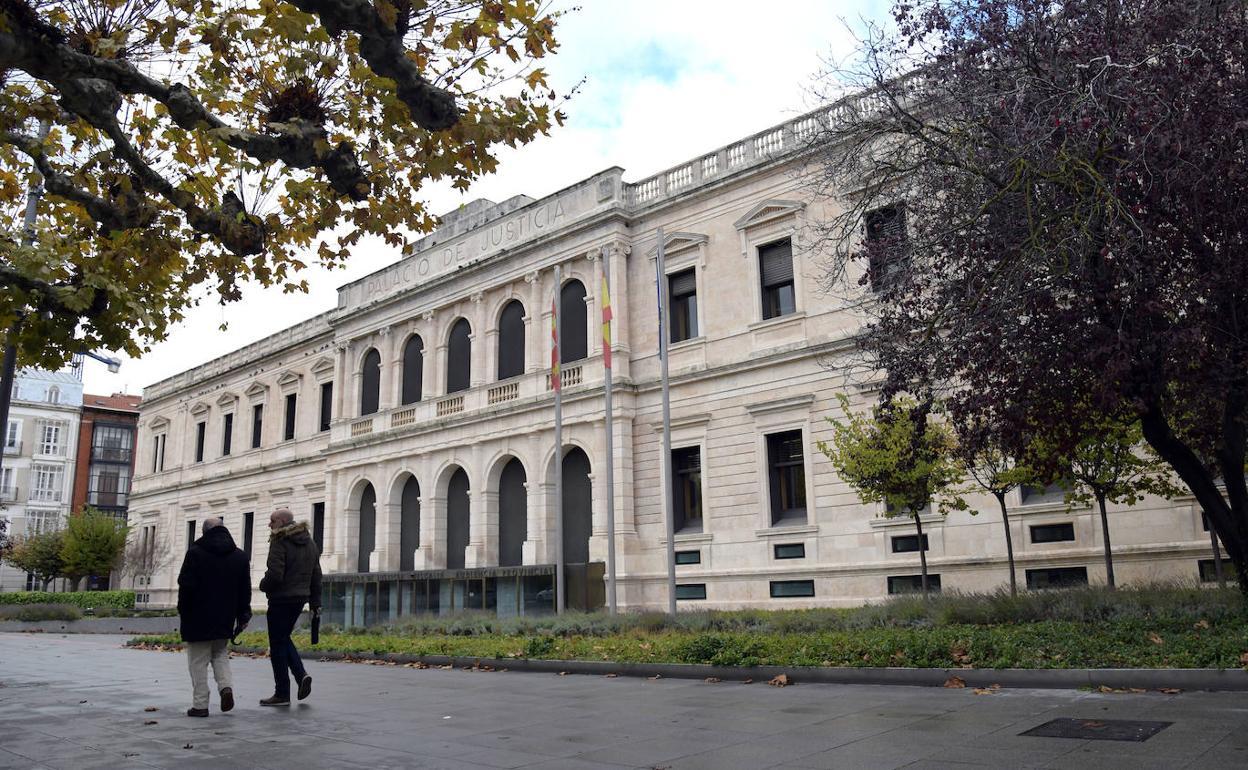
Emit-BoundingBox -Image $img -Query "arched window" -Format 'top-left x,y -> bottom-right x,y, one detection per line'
47,386 -> 60,404
359,349 -> 381,416
498,458 -> 527,567
400,476 -> 420,571
446,467 -> 470,569
560,280 -> 588,364
357,484 -> 376,573
562,447 -> 592,564
402,335 -> 423,405
496,300 -> 526,380
446,319 -> 472,394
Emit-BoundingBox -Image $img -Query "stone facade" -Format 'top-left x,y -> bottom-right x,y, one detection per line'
129,108 -> 1227,611
1,369 -> 84,592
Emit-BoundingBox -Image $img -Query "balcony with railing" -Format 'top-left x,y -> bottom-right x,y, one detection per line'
87,490 -> 129,508
3,441 -> 20,456
0,486 -> 17,503
91,445 -> 133,464
336,357 -> 601,445
28,487 -> 62,504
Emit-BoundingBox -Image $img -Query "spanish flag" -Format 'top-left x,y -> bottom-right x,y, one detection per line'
602,275 -> 613,370
550,297 -> 560,392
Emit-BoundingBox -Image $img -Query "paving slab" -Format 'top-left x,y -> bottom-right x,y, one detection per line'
1,633 -> 1246,769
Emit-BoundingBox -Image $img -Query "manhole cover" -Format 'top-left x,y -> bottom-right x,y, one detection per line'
1021,718 -> 1172,742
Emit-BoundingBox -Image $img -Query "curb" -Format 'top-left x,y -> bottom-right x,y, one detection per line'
192,644 -> 1248,692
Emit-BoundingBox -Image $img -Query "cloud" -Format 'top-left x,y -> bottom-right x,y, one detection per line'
82,1 -> 886,396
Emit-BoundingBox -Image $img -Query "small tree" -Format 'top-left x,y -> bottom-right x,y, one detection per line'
2,529 -> 66,590
60,508 -> 129,590
116,527 -> 172,589
949,416 -> 1035,596
1054,416 -> 1181,589
820,394 -> 963,597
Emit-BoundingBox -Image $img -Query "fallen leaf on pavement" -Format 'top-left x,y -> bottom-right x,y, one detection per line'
704,677 -> 721,684
604,673 -> 619,678
182,744 -> 193,750
768,674 -> 792,687
943,676 -> 966,689
742,678 -> 754,684
143,720 -> 157,726
143,707 -> 158,712
646,674 -> 662,681
1159,688 -> 1182,695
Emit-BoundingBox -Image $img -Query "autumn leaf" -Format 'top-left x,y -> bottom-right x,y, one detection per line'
767,674 -> 792,687
1147,632 -> 1164,646
944,676 -> 967,689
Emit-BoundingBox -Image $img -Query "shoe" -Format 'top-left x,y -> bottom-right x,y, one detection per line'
220,687 -> 234,713
297,675 -> 312,701
187,707 -> 209,718
259,695 -> 290,707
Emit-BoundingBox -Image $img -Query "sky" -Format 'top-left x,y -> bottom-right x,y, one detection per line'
82,0 -> 888,396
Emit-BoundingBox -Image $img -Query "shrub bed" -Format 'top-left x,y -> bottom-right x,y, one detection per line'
127,586 -> 1248,670
0,590 -> 135,609
0,603 -> 83,622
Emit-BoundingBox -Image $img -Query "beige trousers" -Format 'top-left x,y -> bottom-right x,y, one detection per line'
186,639 -> 233,710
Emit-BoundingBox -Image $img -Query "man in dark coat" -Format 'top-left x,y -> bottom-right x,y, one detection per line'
258,507 -> 322,706
177,517 -> 251,717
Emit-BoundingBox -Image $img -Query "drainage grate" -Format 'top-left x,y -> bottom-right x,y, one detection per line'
1021,718 -> 1173,742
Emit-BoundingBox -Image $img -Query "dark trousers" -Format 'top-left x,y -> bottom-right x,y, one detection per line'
267,601 -> 307,697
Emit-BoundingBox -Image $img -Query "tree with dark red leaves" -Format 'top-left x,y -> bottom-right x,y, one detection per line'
807,0 -> 1248,593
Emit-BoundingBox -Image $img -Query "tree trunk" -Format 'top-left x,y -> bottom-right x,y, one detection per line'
914,514 -> 929,598
1210,527 -> 1227,589
1097,492 -> 1115,589
1140,405 -> 1248,596
997,493 -> 1017,596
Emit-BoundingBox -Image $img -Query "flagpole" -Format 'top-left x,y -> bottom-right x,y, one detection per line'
602,245 -> 617,615
655,228 -> 677,616
553,263 -> 565,615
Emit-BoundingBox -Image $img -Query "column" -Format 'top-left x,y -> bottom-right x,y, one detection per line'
587,249 -> 602,357
371,501 -> 402,572
411,495 -> 435,569
469,292 -> 486,388
524,271 -> 542,373
424,494 -> 448,569
332,343 -> 348,424
377,326 -> 394,410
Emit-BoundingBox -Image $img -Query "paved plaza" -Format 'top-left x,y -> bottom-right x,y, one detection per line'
1,633 -> 1246,769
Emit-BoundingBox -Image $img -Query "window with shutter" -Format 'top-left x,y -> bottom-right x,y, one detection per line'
668,269 -> 698,343
497,301 -> 526,380
402,335 -> 423,404
447,319 -> 472,393
758,238 -> 796,319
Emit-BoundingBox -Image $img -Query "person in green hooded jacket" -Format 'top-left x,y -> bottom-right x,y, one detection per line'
258,507 -> 321,706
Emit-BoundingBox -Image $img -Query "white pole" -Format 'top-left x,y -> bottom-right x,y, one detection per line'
553,263 -> 565,614
655,229 -> 677,615
602,245 -> 617,615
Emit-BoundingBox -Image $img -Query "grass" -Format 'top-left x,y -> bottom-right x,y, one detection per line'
128,584 -> 1248,670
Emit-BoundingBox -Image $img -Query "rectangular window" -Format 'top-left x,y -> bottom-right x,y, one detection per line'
1198,559 -> 1234,583
242,512 -> 254,559
1021,481 -> 1065,504
157,433 -> 166,472
194,421 -> 206,462
675,584 -> 707,600
38,420 -> 64,456
312,502 -> 325,552
186,520 -> 196,551
1030,523 -> 1075,544
672,446 -> 702,533
1025,567 -> 1088,590
284,393 -> 297,441
0,467 -> 14,497
668,269 -> 698,343
891,534 -> 930,553
26,509 -> 61,534
766,429 -> 806,525
4,420 -> 17,450
674,550 -> 701,565
759,238 -> 796,320
87,465 -> 131,508
774,543 -> 806,560
887,574 -> 942,594
770,579 -> 815,598
30,463 -> 64,503
91,424 -> 133,463
864,204 -> 907,293
1201,511 -> 1210,532
221,413 -> 233,456
251,403 -> 263,449
319,382 -> 333,432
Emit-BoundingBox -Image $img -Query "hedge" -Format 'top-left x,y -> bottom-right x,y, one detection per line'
0,590 -> 135,609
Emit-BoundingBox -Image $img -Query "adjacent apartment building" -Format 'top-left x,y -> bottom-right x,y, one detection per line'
70,393 -> 142,589
1,368 -> 84,592
128,104 -> 1228,617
